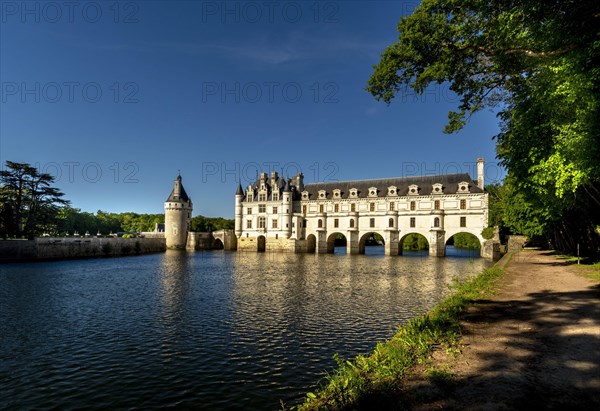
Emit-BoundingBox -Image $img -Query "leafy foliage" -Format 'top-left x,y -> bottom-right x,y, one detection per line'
0,161 -> 69,238
367,0 -> 600,256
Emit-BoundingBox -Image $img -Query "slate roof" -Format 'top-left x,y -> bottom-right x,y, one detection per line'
302,173 -> 482,199
166,175 -> 191,202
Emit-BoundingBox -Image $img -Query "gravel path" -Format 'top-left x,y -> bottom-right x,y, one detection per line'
406,249 -> 600,410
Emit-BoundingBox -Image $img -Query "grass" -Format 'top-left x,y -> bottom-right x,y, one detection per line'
554,253 -> 600,282
574,261 -> 600,282
292,264 -> 505,410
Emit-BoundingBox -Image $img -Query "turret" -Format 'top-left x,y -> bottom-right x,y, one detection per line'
282,179 -> 292,238
477,158 -> 484,190
235,183 -> 244,237
164,174 -> 193,249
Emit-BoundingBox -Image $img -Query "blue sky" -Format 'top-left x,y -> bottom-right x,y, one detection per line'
0,1 -> 505,217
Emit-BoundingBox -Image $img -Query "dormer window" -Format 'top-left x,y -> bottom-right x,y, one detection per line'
408,184 -> 419,195
368,187 -> 378,197
272,193 -> 279,201
349,188 -> 358,198
247,192 -> 254,202
432,183 -> 443,194
458,182 -> 470,193
387,186 -> 398,196
333,189 -> 341,198
318,190 -> 327,199
302,191 -> 309,200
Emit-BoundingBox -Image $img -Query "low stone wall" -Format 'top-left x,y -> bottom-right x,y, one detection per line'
0,237 -> 166,262
507,235 -> 528,251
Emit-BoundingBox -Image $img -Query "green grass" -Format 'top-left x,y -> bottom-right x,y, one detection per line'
292,265 -> 505,411
574,261 -> 600,282
554,253 -> 600,282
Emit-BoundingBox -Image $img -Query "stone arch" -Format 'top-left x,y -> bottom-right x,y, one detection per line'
445,231 -> 481,257
358,231 -> 385,254
213,238 -> 224,250
306,234 -> 316,253
399,232 -> 430,254
326,232 -> 347,254
257,235 -> 266,252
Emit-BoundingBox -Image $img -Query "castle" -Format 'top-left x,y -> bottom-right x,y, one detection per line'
163,159 -> 494,258
235,159 -> 490,257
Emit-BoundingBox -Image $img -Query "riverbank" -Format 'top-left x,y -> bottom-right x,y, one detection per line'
0,237 -> 166,262
295,249 -> 600,410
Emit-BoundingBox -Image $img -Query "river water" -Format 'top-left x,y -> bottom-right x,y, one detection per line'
0,246 -> 489,410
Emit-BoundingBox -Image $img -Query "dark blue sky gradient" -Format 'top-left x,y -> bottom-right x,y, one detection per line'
0,1 -> 504,216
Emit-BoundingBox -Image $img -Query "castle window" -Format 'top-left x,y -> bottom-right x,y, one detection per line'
410,217 -> 416,228
389,202 -> 395,211
460,216 -> 466,227
334,204 -> 339,213
318,219 -> 323,228
370,218 -> 375,228
302,191 -> 309,200
246,220 -> 252,229
247,207 -> 252,214
388,186 -> 397,196
247,193 -> 253,202
460,199 -> 467,210
272,219 -> 278,229
351,203 -> 356,212
258,217 -> 266,229
272,206 -> 278,214
272,193 -> 279,201
434,217 -> 440,228
334,218 -> 339,228
368,187 -> 378,197
333,189 -> 341,198
434,200 -> 440,210
388,218 -> 394,227
350,219 -> 355,228
349,188 -> 358,198
259,204 -> 266,213
370,203 -> 375,212
303,219 -> 307,228
318,190 -> 327,199
410,201 -> 416,211
319,204 -> 324,213
258,193 -> 267,201
302,205 -> 307,214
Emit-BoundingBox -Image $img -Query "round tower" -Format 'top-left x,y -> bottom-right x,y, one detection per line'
235,183 -> 244,237
164,174 -> 193,249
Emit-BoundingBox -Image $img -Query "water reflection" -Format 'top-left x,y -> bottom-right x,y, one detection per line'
0,250 -> 490,410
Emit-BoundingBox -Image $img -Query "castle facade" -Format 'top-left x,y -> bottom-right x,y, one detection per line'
235,159 -> 489,257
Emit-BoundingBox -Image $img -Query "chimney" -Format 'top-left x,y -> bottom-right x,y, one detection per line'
477,158 -> 484,189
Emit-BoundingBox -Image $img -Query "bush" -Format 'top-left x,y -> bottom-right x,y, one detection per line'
482,227 -> 495,240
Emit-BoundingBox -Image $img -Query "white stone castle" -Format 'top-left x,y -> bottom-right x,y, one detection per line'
235,158 -> 490,257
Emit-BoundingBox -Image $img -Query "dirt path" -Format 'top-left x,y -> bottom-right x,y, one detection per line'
406,249 -> 600,410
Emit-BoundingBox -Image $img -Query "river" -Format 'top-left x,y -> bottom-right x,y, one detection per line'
0,246 -> 489,410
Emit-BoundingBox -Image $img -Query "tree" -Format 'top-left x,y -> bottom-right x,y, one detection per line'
367,0 -> 600,255
0,161 -> 69,238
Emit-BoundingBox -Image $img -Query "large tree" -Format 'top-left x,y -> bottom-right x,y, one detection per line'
0,161 -> 69,238
367,0 -> 600,255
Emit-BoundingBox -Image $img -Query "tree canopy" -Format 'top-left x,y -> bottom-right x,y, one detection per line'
368,0 -> 600,255
0,161 -> 69,238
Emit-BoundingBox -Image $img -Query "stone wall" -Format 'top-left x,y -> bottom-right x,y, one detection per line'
0,237 -> 166,262
186,232 -> 214,251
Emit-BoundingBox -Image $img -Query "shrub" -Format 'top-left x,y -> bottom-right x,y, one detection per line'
482,227 -> 495,240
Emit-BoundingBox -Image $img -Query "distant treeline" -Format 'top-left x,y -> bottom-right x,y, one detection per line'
57,207 -> 234,236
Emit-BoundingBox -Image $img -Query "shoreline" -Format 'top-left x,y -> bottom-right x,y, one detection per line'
294,249 -> 599,410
